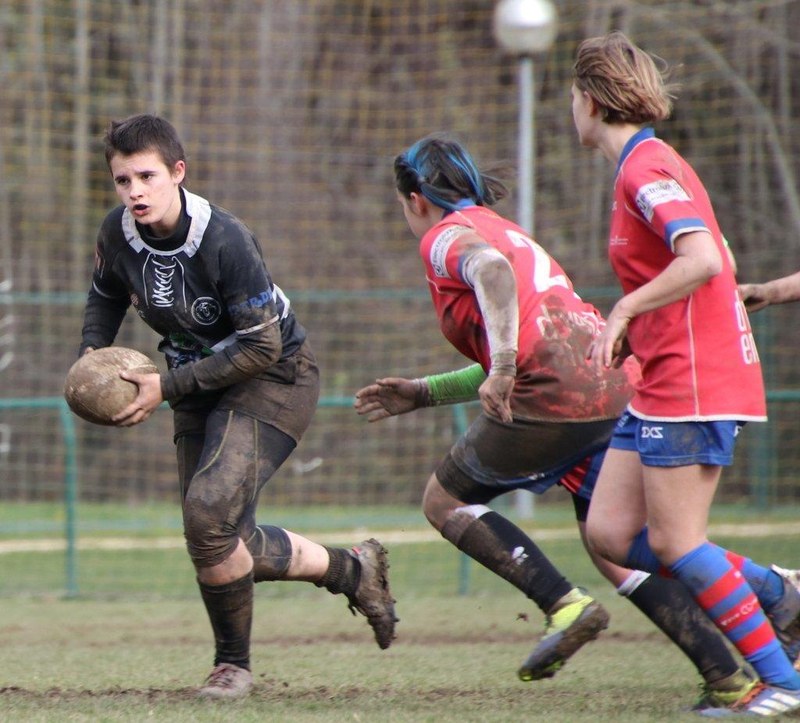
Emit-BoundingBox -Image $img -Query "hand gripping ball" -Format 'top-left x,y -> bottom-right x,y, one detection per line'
64,346 -> 158,425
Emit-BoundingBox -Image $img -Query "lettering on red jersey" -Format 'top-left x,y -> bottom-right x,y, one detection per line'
733,291 -> 761,365
635,179 -> 690,222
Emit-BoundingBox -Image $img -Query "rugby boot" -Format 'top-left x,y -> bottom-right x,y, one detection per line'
697,682 -> 800,718
518,587 -> 609,681
345,538 -> 398,650
198,662 -> 253,699
692,669 -> 759,713
766,565 -> 800,670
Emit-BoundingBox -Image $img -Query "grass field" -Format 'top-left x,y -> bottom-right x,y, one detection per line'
3,505 -> 800,722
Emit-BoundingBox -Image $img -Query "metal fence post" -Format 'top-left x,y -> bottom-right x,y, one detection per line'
58,399 -> 79,597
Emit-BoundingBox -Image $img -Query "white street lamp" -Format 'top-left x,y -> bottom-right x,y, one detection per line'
493,0 -> 558,235
493,0 -> 557,519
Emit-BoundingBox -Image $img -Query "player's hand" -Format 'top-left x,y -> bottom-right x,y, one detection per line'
112,371 -> 163,427
609,335 -> 633,367
354,377 -> 420,422
478,373 -> 514,423
738,283 -> 770,312
589,307 -> 632,371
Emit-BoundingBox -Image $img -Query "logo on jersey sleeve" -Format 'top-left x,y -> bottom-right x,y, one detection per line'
635,179 -> 690,222
429,227 -> 462,279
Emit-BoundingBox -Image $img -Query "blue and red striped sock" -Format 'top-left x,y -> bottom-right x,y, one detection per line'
625,532 -> 786,612
670,542 -> 800,690
722,548 -> 785,611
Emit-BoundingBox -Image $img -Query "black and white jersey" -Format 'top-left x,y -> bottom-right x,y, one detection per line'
83,188 -> 306,369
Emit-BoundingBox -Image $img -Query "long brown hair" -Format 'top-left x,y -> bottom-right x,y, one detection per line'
573,31 -> 678,125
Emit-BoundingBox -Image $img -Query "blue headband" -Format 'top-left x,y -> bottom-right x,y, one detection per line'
404,140 -> 485,212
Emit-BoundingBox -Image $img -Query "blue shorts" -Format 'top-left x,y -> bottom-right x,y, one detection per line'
608,411 -> 743,467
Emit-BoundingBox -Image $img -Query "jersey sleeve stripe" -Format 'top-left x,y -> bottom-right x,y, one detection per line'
665,218 -> 709,250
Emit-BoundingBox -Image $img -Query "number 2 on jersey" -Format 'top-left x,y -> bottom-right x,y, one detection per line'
505,229 -> 569,293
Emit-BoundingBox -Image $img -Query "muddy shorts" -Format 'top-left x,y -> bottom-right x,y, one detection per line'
173,342 -> 320,567
436,412 -> 617,506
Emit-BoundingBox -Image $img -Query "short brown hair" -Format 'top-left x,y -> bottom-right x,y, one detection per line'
573,31 -> 677,125
103,114 -> 186,169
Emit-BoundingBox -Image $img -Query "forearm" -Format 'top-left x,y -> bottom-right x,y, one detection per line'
465,249 -> 518,376
758,272 -> 800,305
614,240 -> 721,321
422,363 -> 486,405
80,288 -> 129,354
161,319 -> 282,399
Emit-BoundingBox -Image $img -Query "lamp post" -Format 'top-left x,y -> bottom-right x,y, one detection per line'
493,0 -> 557,519
493,0 -> 558,235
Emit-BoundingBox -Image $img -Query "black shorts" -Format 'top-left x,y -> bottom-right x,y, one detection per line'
435,412 -> 616,506
173,340 -> 320,444
173,342 -> 320,566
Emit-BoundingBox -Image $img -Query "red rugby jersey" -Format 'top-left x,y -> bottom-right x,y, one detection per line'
609,129 -> 766,421
419,205 -> 635,422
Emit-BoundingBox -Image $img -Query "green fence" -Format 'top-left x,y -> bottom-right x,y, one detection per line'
2,288 -> 799,599
2,360 -> 799,597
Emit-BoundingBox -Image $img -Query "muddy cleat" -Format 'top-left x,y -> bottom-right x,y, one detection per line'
517,588 -> 609,682
345,538 -> 398,650
697,682 -> 800,718
692,670 -> 759,713
766,565 -> 800,669
198,662 -> 253,699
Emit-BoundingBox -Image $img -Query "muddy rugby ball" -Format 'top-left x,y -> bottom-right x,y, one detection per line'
64,346 -> 158,425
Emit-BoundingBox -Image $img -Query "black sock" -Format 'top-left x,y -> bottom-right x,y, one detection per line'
315,546 -> 359,596
443,510 -> 572,613
624,573 -> 741,685
246,525 -> 293,582
198,571 -> 254,671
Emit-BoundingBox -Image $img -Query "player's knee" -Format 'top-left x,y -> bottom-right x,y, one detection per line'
183,496 -> 239,568
643,527 -> 677,564
422,473 -> 460,530
440,504 -> 492,546
422,498 -> 442,529
587,521 -> 637,568
422,491 -> 450,531
585,517 -> 613,559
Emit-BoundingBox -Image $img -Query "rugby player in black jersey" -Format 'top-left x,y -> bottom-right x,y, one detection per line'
78,114 -> 396,699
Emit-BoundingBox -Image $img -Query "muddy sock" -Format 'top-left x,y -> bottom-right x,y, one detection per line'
620,571 -> 741,685
198,571 -> 254,671
315,546 -> 360,596
442,508 -> 572,613
246,525 -> 293,582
